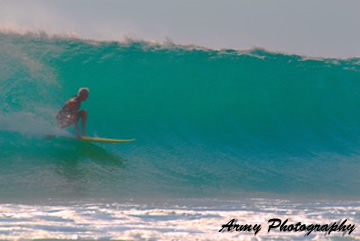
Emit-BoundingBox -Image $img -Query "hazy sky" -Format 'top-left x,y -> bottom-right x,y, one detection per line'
0,0 -> 359,58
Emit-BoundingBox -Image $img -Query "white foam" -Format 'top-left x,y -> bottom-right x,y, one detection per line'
0,199 -> 358,240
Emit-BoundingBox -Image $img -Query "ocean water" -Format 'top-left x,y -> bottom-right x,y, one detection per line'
0,32 -> 360,240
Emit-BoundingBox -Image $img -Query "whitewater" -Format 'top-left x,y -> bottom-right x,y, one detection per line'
0,32 -> 359,240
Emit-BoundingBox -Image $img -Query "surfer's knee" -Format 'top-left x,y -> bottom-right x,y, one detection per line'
78,110 -> 88,119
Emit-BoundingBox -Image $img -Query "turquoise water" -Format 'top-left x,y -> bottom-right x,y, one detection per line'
1,32 -> 360,201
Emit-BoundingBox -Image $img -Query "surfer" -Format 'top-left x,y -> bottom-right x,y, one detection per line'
56,88 -> 89,138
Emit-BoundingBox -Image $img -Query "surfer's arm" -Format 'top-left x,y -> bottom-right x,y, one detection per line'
66,99 -> 78,113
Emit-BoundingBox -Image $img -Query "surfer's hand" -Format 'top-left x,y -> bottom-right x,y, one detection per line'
76,130 -> 81,139
45,135 -> 55,140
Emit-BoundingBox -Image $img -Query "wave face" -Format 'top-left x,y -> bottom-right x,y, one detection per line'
1,32 -> 360,201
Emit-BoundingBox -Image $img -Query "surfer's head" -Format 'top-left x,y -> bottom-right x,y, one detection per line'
78,88 -> 89,101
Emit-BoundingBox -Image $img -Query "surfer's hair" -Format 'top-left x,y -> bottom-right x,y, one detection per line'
78,88 -> 89,96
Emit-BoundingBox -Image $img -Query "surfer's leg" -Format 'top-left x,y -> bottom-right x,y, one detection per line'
78,110 -> 88,136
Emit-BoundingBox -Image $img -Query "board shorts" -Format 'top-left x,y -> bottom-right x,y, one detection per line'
56,107 -> 75,128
